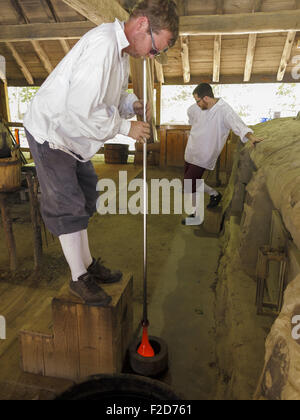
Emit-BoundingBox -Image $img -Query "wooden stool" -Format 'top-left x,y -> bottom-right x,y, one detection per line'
0,170 -> 43,272
255,246 -> 287,316
20,273 -> 133,381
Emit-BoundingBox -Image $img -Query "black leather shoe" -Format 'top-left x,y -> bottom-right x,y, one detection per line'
69,272 -> 111,306
207,193 -> 222,209
88,258 -> 122,284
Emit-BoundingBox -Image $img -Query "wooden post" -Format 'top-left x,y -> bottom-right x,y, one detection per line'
0,193 -> 17,272
0,80 -> 11,122
155,83 -> 162,127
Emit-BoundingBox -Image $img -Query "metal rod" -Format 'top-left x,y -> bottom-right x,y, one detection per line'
143,58 -> 148,324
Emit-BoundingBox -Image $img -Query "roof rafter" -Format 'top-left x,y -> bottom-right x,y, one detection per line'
277,30 -> 297,81
42,0 -> 71,54
5,42 -> 34,85
244,0 -> 263,82
61,0 -> 128,25
213,0 -> 224,83
180,9 -> 300,35
176,1 -> 190,83
0,21 -> 95,42
9,0 -> 54,77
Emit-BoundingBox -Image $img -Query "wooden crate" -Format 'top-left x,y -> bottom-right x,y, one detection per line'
20,273 -> 133,381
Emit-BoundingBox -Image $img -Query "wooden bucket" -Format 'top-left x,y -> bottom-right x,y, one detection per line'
104,144 -> 129,164
0,148 -> 21,192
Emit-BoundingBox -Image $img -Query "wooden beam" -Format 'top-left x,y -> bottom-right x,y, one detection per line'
213,2 -> 223,83
180,9 -> 300,35
9,1 -> 55,76
0,80 -> 11,121
60,39 -> 71,55
10,0 -> 30,23
180,35 -> 190,83
154,60 -> 164,84
31,40 -> 54,75
0,21 -> 95,43
163,73 -> 300,85
213,35 -> 221,83
277,30 -> 297,81
61,0 -> 128,25
5,42 -> 34,85
155,83 -> 161,126
244,33 -> 257,82
243,0 -> 262,82
42,0 -> 71,54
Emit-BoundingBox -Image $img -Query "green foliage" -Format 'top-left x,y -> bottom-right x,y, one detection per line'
10,87 -> 39,104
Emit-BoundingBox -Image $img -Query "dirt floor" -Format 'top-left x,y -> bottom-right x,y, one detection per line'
0,157 -> 270,400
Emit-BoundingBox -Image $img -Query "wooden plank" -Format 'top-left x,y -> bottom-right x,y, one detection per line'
0,21 -> 95,42
31,40 -> 54,74
5,42 -> 34,84
163,72 -> 300,85
159,127 -> 167,168
277,30 -> 297,81
61,0 -> 128,25
19,332 -> 45,376
0,80 -> 11,121
180,35 -> 190,83
244,33 -> 257,82
59,39 -> 70,55
213,35 -> 222,82
155,83 -> 161,126
154,60 -> 164,84
179,9 -> 300,35
51,298 -> 80,380
76,304 -> 115,377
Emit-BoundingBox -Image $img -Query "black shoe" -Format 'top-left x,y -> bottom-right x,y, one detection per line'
88,258 -> 122,284
69,272 -> 112,306
207,193 -> 222,209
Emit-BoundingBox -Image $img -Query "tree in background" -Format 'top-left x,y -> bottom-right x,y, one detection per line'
8,87 -> 39,121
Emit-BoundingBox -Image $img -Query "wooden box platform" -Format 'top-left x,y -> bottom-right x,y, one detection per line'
20,273 -> 133,381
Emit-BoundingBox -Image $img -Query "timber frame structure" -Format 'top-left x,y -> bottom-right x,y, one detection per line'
0,0 -> 299,88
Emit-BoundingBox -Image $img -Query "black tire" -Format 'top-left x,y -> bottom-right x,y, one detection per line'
55,373 -> 180,400
129,336 -> 169,377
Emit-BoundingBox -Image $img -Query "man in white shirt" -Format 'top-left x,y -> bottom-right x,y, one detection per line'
183,83 -> 263,226
24,0 -> 179,305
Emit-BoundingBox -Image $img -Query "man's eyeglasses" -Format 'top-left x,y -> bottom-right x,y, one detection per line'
149,25 -> 169,57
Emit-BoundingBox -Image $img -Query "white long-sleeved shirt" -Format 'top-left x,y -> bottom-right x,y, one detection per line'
184,98 -> 253,170
23,19 -> 138,162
